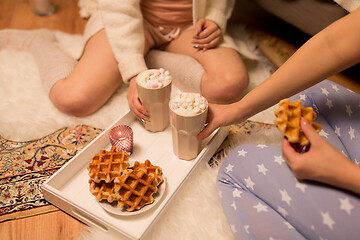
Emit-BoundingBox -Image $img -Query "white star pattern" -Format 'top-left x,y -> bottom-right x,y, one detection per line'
321,88 -> 330,96
215,80 -> 360,239
319,129 -> 329,138
244,177 -> 255,190
278,206 -> 288,217
346,105 -> 353,117
253,202 -> 268,213
334,126 -> 341,137
226,163 -> 234,173
230,201 -> 237,211
257,163 -> 268,176
284,222 -> 294,229
280,189 -> 292,206
295,182 -> 307,193
238,149 -> 247,157
274,155 -> 285,165
218,190 -> 222,199
321,211 -> 335,230
349,126 -> 355,140
331,84 -> 339,92
340,197 -> 354,215
232,188 -> 243,198
325,99 -> 333,109
230,224 -> 237,233
244,225 -> 250,234
257,144 -> 267,149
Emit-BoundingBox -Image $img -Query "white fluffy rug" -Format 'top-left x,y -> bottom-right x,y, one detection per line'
0,23 -> 278,240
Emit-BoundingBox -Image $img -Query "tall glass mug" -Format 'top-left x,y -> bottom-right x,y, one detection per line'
169,91 -> 208,160
136,68 -> 172,132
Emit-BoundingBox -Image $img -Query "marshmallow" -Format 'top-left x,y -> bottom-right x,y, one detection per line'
136,68 -> 172,89
169,91 -> 208,116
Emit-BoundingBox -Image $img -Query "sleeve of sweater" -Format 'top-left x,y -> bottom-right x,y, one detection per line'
204,0 -> 235,32
98,0 -> 148,84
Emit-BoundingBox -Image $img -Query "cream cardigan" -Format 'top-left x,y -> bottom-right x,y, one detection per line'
98,0 -> 235,84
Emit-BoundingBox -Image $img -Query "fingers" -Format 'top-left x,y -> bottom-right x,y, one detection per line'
193,39 -> 222,51
197,121 -> 217,141
195,25 -> 221,39
132,98 -> 149,121
194,18 -> 206,36
127,77 -> 149,121
192,32 -> 223,50
193,19 -> 223,50
300,117 -> 323,146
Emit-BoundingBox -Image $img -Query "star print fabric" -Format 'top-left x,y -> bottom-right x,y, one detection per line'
290,80 -> 359,160
217,80 -> 360,239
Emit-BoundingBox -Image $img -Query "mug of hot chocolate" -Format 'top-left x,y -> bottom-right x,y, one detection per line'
136,68 -> 172,132
169,91 -> 208,160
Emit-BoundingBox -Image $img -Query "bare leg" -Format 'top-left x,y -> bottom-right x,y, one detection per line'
164,26 -> 249,104
50,29 -> 123,117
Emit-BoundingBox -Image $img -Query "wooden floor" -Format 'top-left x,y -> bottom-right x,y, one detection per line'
1,1 -> 360,239
0,1 -> 87,239
0,0 -> 87,33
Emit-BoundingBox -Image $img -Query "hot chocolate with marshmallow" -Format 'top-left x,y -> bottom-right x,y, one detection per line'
136,68 -> 172,89
169,91 -> 208,116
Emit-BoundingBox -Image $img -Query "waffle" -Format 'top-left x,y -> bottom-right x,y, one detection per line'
88,179 -> 119,203
87,146 -> 130,183
114,160 -> 163,212
274,98 -> 322,146
131,160 -> 163,186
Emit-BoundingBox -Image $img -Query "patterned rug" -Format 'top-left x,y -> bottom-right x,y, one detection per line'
0,125 -> 103,222
0,120 -> 275,223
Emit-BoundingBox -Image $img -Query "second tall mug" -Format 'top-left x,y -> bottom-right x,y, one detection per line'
169,92 -> 208,160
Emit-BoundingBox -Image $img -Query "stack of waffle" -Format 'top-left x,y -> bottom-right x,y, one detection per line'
274,98 -> 322,146
88,146 -> 163,211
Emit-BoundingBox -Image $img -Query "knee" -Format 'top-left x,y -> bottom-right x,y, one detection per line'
50,89 -> 97,117
202,70 -> 249,104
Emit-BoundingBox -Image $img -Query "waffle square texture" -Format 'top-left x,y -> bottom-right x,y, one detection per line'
115,160 -> 163,212
274,98 -> 322,146
87,146 -> 130,183
88,180 -> 119,203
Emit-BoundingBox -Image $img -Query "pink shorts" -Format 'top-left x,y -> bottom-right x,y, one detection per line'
143,19 -> 191,50
83,10 -> 191,51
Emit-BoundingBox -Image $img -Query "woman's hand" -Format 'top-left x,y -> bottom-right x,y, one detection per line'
127,76 -> 149,121
197,103 -> 238,141
282,117 -> 359,191
192,18 -> 223,51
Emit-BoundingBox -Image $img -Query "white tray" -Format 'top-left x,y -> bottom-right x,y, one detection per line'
41,110 -> 228,240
